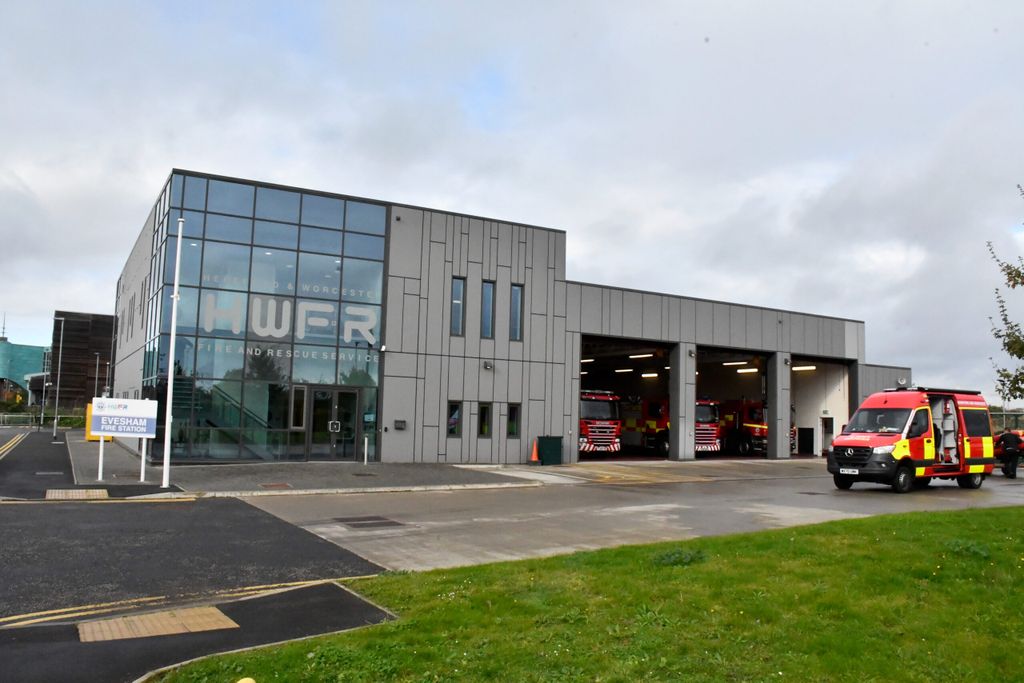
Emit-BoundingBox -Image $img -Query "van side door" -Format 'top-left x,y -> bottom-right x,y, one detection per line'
907,408 -> 934,464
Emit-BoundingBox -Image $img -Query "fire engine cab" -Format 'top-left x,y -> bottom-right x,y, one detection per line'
579,390 -> 622,454
720,399 -> 768,455
827,387 -> 995,493
695,399 -> 721,452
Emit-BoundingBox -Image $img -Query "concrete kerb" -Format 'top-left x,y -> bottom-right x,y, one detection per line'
130,481 -> 544,501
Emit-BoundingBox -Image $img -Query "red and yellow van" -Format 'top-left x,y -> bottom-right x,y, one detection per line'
827,387 -> 995,493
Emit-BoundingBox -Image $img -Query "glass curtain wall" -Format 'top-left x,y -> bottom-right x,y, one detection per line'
142,173 -> 385,461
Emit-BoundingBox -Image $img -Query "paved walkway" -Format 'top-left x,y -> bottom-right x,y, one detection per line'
4,428 -> 833,500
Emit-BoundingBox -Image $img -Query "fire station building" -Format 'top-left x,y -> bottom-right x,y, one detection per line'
113,169 -> 910,464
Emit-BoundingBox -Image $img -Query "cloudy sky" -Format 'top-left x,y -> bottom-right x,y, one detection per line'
2,1 -> 1023,402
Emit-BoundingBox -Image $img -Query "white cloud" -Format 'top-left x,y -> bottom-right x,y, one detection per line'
2,1 -> 1024,404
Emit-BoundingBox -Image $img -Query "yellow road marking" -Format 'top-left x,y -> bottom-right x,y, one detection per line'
0,577 -> 372,629
0,432 -> 27,459
0,595 -> 168,625
0,497 -> 198,505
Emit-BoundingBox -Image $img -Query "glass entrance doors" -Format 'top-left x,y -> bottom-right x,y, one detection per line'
307,387 -> 360,460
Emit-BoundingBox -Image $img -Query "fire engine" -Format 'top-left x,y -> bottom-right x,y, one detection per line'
621,398 -> 671,455
695,399 -> 721,452
720,399 -> 768,455
827,387 -> 995,493
578,390 -> 622,453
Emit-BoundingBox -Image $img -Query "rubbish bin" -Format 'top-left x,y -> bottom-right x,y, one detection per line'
537,436 -> 563,465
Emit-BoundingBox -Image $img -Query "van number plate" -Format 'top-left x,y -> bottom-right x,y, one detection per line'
839,468 -> 859,475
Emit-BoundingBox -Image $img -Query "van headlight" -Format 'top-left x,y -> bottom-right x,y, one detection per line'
873,445 -> 895,455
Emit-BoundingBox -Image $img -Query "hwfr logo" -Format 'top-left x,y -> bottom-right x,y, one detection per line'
200,293 -> 378,345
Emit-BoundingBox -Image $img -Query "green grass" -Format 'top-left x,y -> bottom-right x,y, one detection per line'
156,507 -> 1024,682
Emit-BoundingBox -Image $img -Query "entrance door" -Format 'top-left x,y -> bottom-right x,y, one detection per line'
307,387 -> 360,460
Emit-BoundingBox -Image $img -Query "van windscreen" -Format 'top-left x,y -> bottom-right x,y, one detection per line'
845,408 -> 911,434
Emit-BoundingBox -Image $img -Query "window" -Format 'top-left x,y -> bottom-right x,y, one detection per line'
290,386 -> 306,429
963,409 -> 992,437
447,402 -> 462,437
510,284 -> 524,341
481,280 -> 495,339
450,277 -> 466,336
907,408 -> 930,438
507,403 -> 521,438
255,187 -> 300,223
479,403 -> 492,437
207,179 -> 254,217
301,194 -> 344,229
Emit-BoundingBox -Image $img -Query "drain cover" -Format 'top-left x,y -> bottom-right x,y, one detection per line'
333,515 -> 404,529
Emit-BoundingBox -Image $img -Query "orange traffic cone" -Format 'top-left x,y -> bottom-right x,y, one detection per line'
531,439 -> 539,463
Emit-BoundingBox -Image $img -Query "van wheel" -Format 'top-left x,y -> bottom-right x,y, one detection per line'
892,466 -> 914,494
737,438 -> 752,456
833,474 -> 854,490
957,473 -> 984,489
658,432 -> 670,457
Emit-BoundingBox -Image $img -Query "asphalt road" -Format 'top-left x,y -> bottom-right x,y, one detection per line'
247,458 -> 1024,570
0,497 -> 382,621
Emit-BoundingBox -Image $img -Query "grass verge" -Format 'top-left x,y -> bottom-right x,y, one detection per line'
156,507 -> 1024,682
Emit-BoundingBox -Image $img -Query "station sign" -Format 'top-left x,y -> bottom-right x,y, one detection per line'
90,398 -> 158,438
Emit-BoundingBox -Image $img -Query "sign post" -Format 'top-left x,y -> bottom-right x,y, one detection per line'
90,398 -> 158,484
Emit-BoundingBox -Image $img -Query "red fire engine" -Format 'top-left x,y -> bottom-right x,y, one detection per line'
578,390 -> 623,453
720,399 -> 768,455
621,398 -> 671,455
828,387 -> 995,492
695,399 -> 721,452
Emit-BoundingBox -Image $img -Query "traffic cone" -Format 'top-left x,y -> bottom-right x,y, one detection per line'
531,439 -> 539,463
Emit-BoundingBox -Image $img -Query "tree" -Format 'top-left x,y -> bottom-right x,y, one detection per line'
988,185 -> 1024,401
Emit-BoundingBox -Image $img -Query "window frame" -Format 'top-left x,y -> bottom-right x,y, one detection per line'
450,277 -> 466,337
507,403 -> 521,438
479,402 -> 492,438
447,401 -> 462,437
510,283 -> 524,342
481,280 -> 495,339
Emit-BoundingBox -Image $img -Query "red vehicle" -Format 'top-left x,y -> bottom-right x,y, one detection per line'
827,387 -> 995,493
720,399 -> 768,455
619,398 -> 671,455
695,399 -> 721,452
579,390 -> 622,454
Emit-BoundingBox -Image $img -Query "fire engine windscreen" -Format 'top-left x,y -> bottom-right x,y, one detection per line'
747,406 -> 765,422
581,400 -> 620,420
845,408 -> 911,434
695,404 -> 718,423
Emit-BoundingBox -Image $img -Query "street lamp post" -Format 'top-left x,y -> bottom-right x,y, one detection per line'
52,317 -> 65,442
104,361 -> 110,397
39,380 -> 51,431
93,352 -> 100,399
162,217 -> 184,488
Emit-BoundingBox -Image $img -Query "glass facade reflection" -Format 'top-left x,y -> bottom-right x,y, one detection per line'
142,171 -> 386,462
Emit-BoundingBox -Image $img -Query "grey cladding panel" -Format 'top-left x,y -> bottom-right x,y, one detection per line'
696,301 -> 713,345
388,207 -> 424,279
745,308 -> 762,349
729,306 -> 746,347
498,223 -> 513,267
623,292 -> 643,336
642,294 -> 661,340
712,303 -> 730,345
579,286 -> 602,334
385,279 -> 405,352
609,289 -> 624,336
